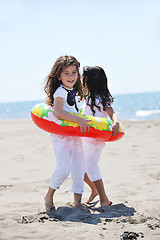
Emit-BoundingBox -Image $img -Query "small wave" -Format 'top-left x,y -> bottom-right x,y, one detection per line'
136,109 -> 160,117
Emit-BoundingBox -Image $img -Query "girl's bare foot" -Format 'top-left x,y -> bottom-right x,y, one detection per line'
44,197 -> 54,211
74,203 -> 82,208
74,193 -> 82,208
84,173 -> 98,203
100,200 -> 112,207
86,191 -> 98,204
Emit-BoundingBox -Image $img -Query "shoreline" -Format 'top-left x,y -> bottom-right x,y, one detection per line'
0,119 -> 160,239
0,117 -> 160,123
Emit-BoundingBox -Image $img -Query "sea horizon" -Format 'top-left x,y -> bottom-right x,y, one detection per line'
0,91 -> 160,121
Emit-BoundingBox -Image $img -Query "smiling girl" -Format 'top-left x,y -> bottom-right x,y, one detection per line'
44,55 -> 90,210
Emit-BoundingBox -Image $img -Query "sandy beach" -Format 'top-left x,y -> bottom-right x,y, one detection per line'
0,119 -> 160,240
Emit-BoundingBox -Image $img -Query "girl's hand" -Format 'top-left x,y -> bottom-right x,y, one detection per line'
112,122 -> 119,136
77,118 -> 91,133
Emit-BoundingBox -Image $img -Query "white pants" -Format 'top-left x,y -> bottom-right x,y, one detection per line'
82,138 -> 105,182
50,134 -> 85,194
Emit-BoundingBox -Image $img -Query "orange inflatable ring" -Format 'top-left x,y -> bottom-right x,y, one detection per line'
31,103 -> 124,142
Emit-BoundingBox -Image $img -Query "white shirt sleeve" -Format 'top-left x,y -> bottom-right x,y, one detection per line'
53,87 -> 67,100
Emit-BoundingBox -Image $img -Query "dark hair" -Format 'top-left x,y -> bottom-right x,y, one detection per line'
82,66 -> 114,115
44,55 -> 83,106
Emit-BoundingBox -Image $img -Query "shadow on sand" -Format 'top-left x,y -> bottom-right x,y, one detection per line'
42,203 -> 136,225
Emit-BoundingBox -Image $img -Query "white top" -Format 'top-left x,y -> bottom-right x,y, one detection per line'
82,97 -> 112,118
53,85 -> 79,113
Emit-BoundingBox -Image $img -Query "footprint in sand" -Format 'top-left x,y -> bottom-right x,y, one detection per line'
120,231 -> 144,239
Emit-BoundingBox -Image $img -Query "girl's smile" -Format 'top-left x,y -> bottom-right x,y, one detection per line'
59,65 -> 78,89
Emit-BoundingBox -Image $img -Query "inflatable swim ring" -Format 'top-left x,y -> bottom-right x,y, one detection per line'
31,103 -> 124,142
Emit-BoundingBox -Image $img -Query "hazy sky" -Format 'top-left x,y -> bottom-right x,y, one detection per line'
0,0 -> 160,103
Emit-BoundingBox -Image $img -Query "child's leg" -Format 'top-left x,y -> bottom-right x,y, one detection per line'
83,138 -> 111,206
83,138 -> 103,183
74,193 -> 82,208
44,187 -> 55,211
93,179 -> 112,206
44,135 -> 71,211
70,137 -> 85,207
84,173 -> 98,203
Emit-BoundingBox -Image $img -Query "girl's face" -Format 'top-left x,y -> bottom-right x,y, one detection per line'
59,65 -> 78,89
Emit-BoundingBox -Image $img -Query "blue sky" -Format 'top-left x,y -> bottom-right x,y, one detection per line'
0,0 -> 160,103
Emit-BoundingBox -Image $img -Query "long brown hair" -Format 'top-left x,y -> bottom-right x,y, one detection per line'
82,66 -> 114,116
44,55 -> 84,105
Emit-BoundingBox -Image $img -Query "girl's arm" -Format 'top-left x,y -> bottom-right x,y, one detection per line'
54,97 -> 90,133
106,107 -> 119,136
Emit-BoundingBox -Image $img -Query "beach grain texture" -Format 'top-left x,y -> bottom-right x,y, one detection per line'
0,119 -> 160,240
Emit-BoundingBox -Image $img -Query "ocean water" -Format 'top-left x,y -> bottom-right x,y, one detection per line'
112,91 -> 160,120
0,92 -> 160,120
